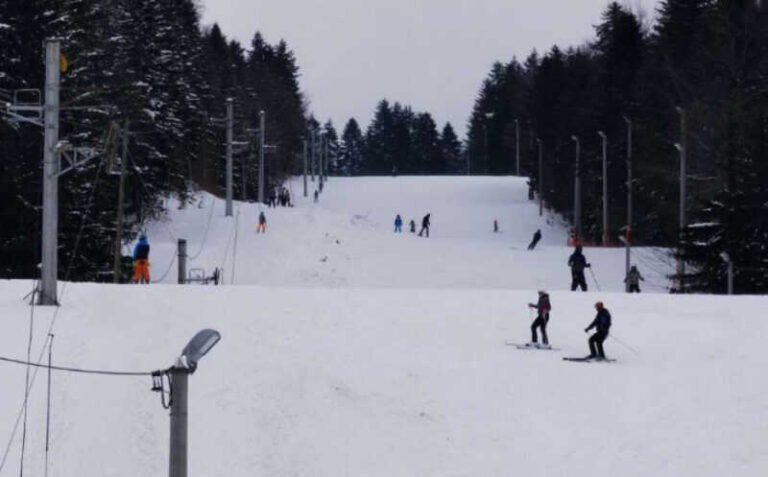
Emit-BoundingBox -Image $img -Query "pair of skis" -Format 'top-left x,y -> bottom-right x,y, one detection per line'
506,342 -> 616,363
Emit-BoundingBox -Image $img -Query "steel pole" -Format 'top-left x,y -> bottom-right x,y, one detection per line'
113,121 -> 128,283
40,39 -> 62,305
571,136 -> 581,240
177,239 -> 186,285
677,107 -> 687,292
225,98 -> 233,217
515,119 -> 520,175
169,367 -> 189,477
624,117 -> 632,292
537,138 -> 543,217
599,131 -> 608,246
258,110 -> 265,204
303,139 -> 308,197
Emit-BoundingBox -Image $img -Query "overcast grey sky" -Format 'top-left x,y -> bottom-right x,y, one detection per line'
199,0 -> 661,138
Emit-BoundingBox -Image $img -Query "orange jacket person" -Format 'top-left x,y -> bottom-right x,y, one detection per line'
133,235 -> 151,284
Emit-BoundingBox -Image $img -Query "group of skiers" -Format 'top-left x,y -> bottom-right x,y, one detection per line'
526,290 -> 612,360
394,213 -> 430,237
268,187 -> 292,208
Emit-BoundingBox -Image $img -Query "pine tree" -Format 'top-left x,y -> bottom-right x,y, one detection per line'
340,118 -> 363,176
439,123 -> 463,174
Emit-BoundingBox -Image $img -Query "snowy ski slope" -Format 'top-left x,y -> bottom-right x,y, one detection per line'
1,176 -> 766,477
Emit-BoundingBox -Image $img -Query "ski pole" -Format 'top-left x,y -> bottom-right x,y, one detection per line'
588,267 -> 601,291
609,334 -> 639,355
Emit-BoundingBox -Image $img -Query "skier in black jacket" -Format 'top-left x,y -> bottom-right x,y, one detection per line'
418,213 -> 431,237
584,301 -> 611,359
568,246 -> 590,291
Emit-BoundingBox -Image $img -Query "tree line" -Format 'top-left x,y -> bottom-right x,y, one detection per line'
466,0 -> 768,293
0,0 -> 306,280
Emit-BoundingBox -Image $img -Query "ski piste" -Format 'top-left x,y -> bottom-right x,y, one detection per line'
562,356 -> 617,363
505,342 -> 560,350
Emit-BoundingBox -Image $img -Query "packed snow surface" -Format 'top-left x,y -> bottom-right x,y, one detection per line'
1,176 -> 766,477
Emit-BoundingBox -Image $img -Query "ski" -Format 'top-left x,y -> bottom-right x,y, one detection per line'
505,342 -> 560,351
562,356 -> 616,363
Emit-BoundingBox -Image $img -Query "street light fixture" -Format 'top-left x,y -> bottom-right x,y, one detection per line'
168,329 -> 221,477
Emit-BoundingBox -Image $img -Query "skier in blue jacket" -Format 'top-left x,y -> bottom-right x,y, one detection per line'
132,235 -> 151,283
584,301 -> 611,359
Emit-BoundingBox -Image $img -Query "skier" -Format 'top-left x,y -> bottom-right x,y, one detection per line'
568,246 -> 591,291
132,234 -> 151,284
527,229 -> 542,250
527,290 -> 552,347
624,265 -> 644,293
409,219 -> 416,233
257,211 -> 266,233
584,301 -> 611,359
418,213 -> 431,237
394,214 -> 403,233
493,219 -> 499,233
313,190 -> 319,203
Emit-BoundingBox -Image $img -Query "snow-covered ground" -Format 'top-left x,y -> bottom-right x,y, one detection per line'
1,176 -> 766,477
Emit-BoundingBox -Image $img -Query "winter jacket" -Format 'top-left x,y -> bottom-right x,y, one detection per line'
568,251 -> 589,273
394,215 -> 403,227
586,309 -> 611,333
534,293 -> 551,315
422,214 -> 430,228
625,269 -> 644,285
133,238 -> 150,261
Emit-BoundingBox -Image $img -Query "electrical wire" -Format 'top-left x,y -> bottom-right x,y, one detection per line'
44,335 -> 53,477
19,280 -> 36,477
1,161 -> 103,476
188,195 -> 216,261
0,356 -> 158,376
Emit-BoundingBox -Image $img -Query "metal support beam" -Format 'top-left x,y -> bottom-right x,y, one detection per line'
258,110 -> 265,204
39,39 -> 62,305
169,367 -> 189,477
225,98 -> 233,217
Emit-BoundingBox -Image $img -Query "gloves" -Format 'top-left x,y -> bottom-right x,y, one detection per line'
586,263 -> 592,268
584,328 -> 589,333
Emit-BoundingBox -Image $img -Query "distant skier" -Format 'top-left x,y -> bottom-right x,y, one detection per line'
568,246 -> 591,291
132,234 -> 151,284
409,219 -> 416,233
313,190 -> 319,203
624,265 -> 644,293
493,219 -> 499,233
584,301 -> 611,359
257,211 -> 266,233
527,229 -> 542,250
394,214 -> 403,233
418,213 -> 431,237
527,290 -> 552,347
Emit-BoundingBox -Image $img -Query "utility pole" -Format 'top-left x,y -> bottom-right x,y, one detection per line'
39,39 -> 62,305
225,98 -> 233,217
113,120 -> 128,283
571,135 -> 582,241
515,119 -> 520,176
303,139 -> 308,197
623,116 -> 632,292
258,110 -> 265,204
675,106 -> 687,292
310,129 -> 316,182
537,138 -> 543,217
324,133 -> 329,181
318,134 -> 325,190
598,131 -> 608,246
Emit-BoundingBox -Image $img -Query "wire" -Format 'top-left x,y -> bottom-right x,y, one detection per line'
188,195 -> 216,261
230,208 -> 240,285
152,253 -> 177,284
1,162 -> 103,476
19,280 -> 36,477
44,335 -> 53,477
0,356 -> 158,376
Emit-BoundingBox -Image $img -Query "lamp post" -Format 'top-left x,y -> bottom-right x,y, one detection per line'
598,131 -> 608,246
483,112 -> 494,175
675,106 -> 686,292
571,135 -> 581,241
537,137 -> 543,217
168,329 -> 221,477
623,116 -> 633,291
515,119 -> 520,176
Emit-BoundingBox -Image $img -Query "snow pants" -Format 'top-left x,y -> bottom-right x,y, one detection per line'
527,237 -> 541,250
629,284 -> 640,293
588,330 -> 608,358
394,224 -> 402,233
418,226 -> 429,237
531,314 -> 549,345
257,223 -> 266,233
571,271 -> 587,291
134,259 -> 150,284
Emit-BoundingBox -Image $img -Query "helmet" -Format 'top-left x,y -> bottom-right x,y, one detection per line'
538,289 -> 546,295
139,234 -> 147,241
594,301 -> 604,309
